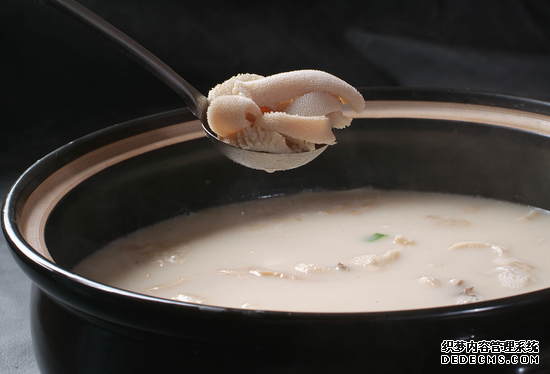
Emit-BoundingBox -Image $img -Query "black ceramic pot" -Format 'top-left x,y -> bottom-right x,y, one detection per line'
4,88 -> 550,373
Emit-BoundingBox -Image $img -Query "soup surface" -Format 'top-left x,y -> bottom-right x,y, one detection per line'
74,189 -> 550,312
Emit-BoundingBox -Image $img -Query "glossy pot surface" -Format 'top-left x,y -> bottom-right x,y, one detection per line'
4,88 -> 550,373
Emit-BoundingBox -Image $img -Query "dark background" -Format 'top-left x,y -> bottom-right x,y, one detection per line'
4,0 -> 550,177
3,1 -> 550,372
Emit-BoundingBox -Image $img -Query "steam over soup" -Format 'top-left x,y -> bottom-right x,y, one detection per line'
74,189 -> 550,312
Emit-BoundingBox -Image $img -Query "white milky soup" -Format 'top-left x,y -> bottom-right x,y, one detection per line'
73,189 -> 550,312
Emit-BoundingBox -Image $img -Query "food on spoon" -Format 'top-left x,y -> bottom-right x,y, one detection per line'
206,70 -> 365,153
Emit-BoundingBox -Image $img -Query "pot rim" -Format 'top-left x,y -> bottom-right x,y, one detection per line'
4,87 -> 550,326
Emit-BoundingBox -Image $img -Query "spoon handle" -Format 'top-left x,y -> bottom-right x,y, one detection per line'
35,0 -> 208,120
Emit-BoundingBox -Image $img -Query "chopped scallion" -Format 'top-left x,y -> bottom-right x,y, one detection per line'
365,233 -> 387,242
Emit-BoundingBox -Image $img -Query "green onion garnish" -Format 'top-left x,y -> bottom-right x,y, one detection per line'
365,233 -> 388,242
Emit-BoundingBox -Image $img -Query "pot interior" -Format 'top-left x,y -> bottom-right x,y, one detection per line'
5,88 -> 550,275
7,88 -> 550,374
40,92 -> 550,271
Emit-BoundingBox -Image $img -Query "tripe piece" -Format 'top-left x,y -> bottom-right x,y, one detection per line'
295,263 -> 334,274
456,287 -> 485,304
207,70 -> 365,153
496,266 -> 536,288
418,276 -> 441,287
350,248 -> 400,270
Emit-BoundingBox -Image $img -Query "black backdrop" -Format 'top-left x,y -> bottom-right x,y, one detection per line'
3,0 -> 550,175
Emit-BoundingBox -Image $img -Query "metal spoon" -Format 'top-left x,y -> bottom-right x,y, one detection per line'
36,0 -> 328,172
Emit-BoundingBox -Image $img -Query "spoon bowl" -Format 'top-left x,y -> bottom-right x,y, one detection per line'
38,0 -> 328,172
202,123 -> 328,172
